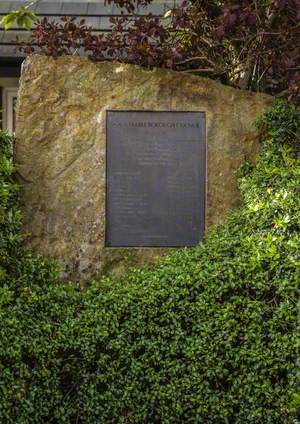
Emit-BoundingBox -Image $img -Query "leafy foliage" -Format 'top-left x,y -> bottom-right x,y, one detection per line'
106,0 -> 152,13
0,133 -> 21,281
0,7 -> 37,30
0,132 -> 60,289
17,0 -> 300,104
0,102 -> 299,422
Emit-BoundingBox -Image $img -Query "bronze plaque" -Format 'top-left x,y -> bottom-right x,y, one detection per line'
106,111 -> 206,247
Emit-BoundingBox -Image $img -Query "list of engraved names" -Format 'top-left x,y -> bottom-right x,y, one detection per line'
106,111 -> 206,247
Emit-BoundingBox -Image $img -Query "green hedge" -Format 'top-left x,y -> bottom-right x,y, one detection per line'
0,102 -> 299,423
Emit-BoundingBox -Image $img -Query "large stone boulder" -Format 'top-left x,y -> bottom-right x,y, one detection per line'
15,55 -> 273,281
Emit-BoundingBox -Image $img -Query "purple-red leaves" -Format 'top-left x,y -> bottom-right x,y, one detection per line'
20,0 -> 300,104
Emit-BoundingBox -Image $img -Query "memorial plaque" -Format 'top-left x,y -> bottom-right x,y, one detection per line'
106,111 -> 206,247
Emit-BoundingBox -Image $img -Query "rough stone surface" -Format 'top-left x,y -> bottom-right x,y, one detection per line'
15,55 -> 273,281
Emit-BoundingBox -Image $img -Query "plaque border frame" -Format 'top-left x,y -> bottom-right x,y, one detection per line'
105,110 -> 207,248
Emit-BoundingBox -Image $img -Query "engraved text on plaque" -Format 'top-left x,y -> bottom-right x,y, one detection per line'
106,111 -> 206,247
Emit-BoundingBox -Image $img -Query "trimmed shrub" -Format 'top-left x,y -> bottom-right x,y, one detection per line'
0,102 -> 299,423
0,133 -> 21,281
